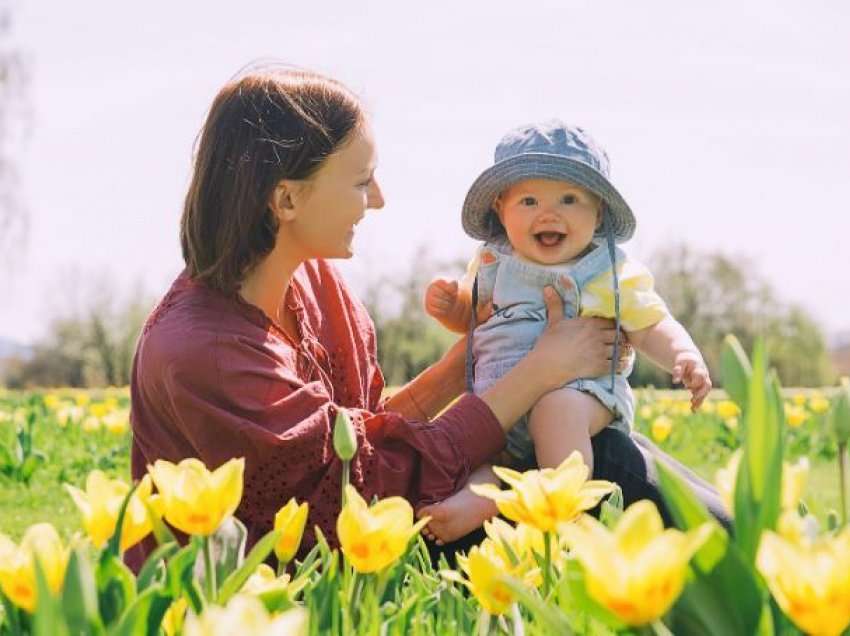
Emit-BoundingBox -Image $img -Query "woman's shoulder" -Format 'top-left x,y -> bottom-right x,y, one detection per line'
135,272 -> 279,384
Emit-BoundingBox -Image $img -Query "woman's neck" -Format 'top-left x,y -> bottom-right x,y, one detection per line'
239,240 -> 304,325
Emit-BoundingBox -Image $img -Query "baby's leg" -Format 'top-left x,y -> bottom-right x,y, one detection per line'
417,464 -> 500,545
528,388 -> 613,473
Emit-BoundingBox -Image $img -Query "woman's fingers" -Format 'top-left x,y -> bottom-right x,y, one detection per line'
543,286 -> 564,325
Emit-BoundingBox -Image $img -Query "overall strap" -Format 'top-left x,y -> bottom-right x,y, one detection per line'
603,215 -> 621,393
465,275 -> 479,393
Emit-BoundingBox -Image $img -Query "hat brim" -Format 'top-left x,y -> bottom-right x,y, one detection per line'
461,153 -> 636,243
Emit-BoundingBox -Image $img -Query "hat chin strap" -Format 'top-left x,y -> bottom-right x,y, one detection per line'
603,213 -> 621,393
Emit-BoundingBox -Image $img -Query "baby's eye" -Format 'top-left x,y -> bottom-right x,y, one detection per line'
561,194 -> 577,205
519,196 -> 537,206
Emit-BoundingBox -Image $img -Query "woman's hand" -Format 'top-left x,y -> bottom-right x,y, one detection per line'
479,286 -> 630,432
530,286 -> 631,392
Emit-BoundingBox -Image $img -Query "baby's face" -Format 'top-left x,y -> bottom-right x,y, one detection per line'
494,179 -> 601,265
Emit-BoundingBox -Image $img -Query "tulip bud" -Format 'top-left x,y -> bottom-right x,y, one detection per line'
828,385 -> 850,445
333,409 -> 357,461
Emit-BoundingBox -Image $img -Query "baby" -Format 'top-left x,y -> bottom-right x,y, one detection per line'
419,120 -> 711,544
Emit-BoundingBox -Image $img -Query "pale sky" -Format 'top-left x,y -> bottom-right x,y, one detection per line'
2,0 -> 849,344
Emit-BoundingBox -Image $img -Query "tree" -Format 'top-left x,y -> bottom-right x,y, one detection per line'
363,246 -> 461,387
3,278 -> 154,388
0,2 -> 30,264
630,243 -> 834,388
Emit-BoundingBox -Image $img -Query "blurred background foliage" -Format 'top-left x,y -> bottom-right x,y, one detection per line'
1,243 -> 835,389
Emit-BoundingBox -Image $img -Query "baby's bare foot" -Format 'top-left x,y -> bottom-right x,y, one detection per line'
418,488 -> 498,545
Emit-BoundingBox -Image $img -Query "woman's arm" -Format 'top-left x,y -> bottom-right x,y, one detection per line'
480,287 -> 628,431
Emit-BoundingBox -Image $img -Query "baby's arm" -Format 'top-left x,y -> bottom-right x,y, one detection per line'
628,317 -> 712,409
424,277 -> 474,334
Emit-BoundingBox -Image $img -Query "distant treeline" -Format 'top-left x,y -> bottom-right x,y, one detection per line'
1,244 -> 836,389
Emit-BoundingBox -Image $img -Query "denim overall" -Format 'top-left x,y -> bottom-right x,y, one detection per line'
466,236 -> 634,463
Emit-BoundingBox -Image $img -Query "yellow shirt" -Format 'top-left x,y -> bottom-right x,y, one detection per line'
580,259 -> 669,332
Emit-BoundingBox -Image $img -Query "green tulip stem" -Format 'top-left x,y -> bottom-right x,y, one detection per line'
341,458 -> 351,506
543,531 -> 553,598
203,535 -> 216,601
839,442 -> 848,527
650,620 -> 674,636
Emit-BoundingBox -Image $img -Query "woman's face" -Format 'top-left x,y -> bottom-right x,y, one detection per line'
282,123 -> 384,260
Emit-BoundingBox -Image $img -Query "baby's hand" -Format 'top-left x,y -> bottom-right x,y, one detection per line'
672,351 -> 712,411
424,277 -> 460,320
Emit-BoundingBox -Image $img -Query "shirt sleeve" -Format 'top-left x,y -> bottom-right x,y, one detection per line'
579,259 -> 670,332
135,330 -> 504,552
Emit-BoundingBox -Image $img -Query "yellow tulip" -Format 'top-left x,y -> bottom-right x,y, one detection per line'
809,395 -> 830,414
162,597 -> 189,636
183,594 -> 308,636
723,416 -> 738,431
89,402 -> 111,418
65,471 -> 160,552
43,394 -> 60,410
638,404 -> 653,420
56,405 -> 84,428
482,518 -> 548,581
241,563 -> 290,596
148,457 -> 244,536
792,392 -> 807,406
0,523 -> 70,613
82,416 -> 102,433
701,399 -> 716,414
716,400 -> 740,420
74,392 -> 91,407
452,540 -> 539,615
273,498 -> 309,565
651,415 -> 673,442
560,501 -> 712,626
757,527 -> 850,636
785,403 -> 808,428
471,451 -> 616,533
337,485 -> 428,573
102,411 -> 129,434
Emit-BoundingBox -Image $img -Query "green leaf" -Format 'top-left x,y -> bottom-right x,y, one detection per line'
61,549 -> 105,636
720,334 -> 752,413
32,556 -> 70,636
162,541 -> 205,616
135,542 -> 178,592
217,529 -> 281,604
105,483 -> 139,559
96,553 -> 137,627
502,573 -> 576,634
108,586 -> 172,636
143,500 -> 178,547
734,339 -> 784,565
656,457 -> 764,636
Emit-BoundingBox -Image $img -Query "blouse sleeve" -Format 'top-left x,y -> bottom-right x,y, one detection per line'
136,330 -> 504,550
580,259 -> 670,332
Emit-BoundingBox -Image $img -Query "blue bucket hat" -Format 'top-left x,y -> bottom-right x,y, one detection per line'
462,120 -> 636,243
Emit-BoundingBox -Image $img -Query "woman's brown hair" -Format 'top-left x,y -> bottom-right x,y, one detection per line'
180,65 -> 363,294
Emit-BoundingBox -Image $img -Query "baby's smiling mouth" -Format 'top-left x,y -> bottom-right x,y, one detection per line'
534,231 -> 566,247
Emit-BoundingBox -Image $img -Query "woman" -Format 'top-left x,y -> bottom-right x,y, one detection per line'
128,65 -> 725,570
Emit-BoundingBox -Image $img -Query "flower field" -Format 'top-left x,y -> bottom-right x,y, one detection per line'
0,337 -> 848,635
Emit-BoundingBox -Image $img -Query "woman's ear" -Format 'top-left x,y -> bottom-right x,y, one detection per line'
269,180 -> 298,222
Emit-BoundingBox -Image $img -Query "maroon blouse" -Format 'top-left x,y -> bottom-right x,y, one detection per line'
127,260 -> 504,570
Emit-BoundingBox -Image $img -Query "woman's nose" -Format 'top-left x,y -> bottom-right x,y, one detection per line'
368,178 -> 385,210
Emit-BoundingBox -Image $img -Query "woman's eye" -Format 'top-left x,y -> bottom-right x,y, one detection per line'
358,178 -> 373,188
520,197 -> 536,206
561,194 -> 577,204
